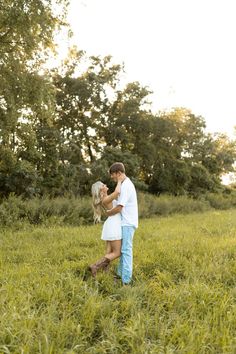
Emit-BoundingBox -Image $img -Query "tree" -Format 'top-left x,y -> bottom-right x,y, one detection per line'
148,108 -> 236,195
200,133 -> 236,176
188,164 -> 216,196
53,49 -> 123,164
0,0 -> 68,196
103,81 -> 155,183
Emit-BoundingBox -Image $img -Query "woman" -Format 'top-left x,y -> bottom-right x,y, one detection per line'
89,178 -> 122,277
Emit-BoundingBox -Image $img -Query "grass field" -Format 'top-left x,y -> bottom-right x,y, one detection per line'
1,209 -> 236,353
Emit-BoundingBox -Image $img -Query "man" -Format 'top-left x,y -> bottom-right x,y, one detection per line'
106,162 -> 138,285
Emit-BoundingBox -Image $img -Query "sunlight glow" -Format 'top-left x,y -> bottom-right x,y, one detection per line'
59,0 -> 236,137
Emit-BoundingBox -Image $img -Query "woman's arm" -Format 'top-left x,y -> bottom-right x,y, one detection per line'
102,180 -> 121,206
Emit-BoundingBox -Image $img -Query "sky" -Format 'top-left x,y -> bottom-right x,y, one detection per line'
62,0 -> 236,137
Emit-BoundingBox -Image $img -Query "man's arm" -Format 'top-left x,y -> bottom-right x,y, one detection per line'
106,205 -> 123,216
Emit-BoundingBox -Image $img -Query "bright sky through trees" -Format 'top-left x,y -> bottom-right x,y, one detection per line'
62,0 -> 236,137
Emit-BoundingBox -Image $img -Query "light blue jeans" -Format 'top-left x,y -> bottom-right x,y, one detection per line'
117,226 -> 135,284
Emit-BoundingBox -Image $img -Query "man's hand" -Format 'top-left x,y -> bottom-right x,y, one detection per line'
106,209 -> 112,217
106,205 -> 123,216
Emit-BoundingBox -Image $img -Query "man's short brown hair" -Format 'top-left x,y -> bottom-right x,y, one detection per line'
109,162 -> 125,174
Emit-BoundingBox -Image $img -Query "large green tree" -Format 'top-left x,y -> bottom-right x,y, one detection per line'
52,54 -> 155,193
103,81 -> 155,181
149,108 -> 236,195
53,49 -> 122,163
0,0 -> 68,196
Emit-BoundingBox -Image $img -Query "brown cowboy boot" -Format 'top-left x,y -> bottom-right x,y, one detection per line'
89,257 -> 110,277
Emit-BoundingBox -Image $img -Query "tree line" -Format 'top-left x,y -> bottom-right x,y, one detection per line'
1,0 -> 236,199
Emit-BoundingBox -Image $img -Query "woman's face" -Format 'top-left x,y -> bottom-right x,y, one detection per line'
100,183 -> 108,195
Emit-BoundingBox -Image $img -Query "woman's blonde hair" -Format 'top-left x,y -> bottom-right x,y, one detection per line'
91,181 -> 104,223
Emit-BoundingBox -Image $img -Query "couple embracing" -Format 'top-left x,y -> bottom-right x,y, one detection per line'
90,162 -> 138,285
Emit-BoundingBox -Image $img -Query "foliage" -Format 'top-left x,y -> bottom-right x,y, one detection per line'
51,49 -> 236,197
0,0 -> 68,197
0,4 -> 235,197
205,192 -> 236,210
1,192 -> 236,229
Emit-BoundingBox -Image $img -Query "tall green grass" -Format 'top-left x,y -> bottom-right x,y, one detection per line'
0,209 -> 236,352
0,191 -> 236,228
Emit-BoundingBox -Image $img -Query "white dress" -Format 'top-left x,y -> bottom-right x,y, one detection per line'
101,200 -> 122,241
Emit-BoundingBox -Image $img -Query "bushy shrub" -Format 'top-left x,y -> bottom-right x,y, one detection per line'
205,193 -> 236,210
0,195 -> 93,227
0,191 -> 235,228
0,194 -> 27,227
138,193 -> 210,218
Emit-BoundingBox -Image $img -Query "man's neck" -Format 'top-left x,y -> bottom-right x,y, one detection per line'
120,174 -> 127,183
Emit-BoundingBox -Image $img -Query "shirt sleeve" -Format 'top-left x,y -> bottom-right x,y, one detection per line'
117,181 -> 131,207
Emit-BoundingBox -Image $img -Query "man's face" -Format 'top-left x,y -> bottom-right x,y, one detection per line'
110,172 -> 119,182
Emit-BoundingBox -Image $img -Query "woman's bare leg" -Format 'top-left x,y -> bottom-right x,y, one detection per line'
105,240 -> 121,261
89,240 -> 121,277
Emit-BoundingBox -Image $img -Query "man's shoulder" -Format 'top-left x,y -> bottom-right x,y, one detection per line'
122,177 -> 136,192
122,177 -> 133,187
124,177 -> 133,184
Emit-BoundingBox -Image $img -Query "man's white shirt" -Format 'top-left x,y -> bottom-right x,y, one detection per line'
117,177 -> 138,228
